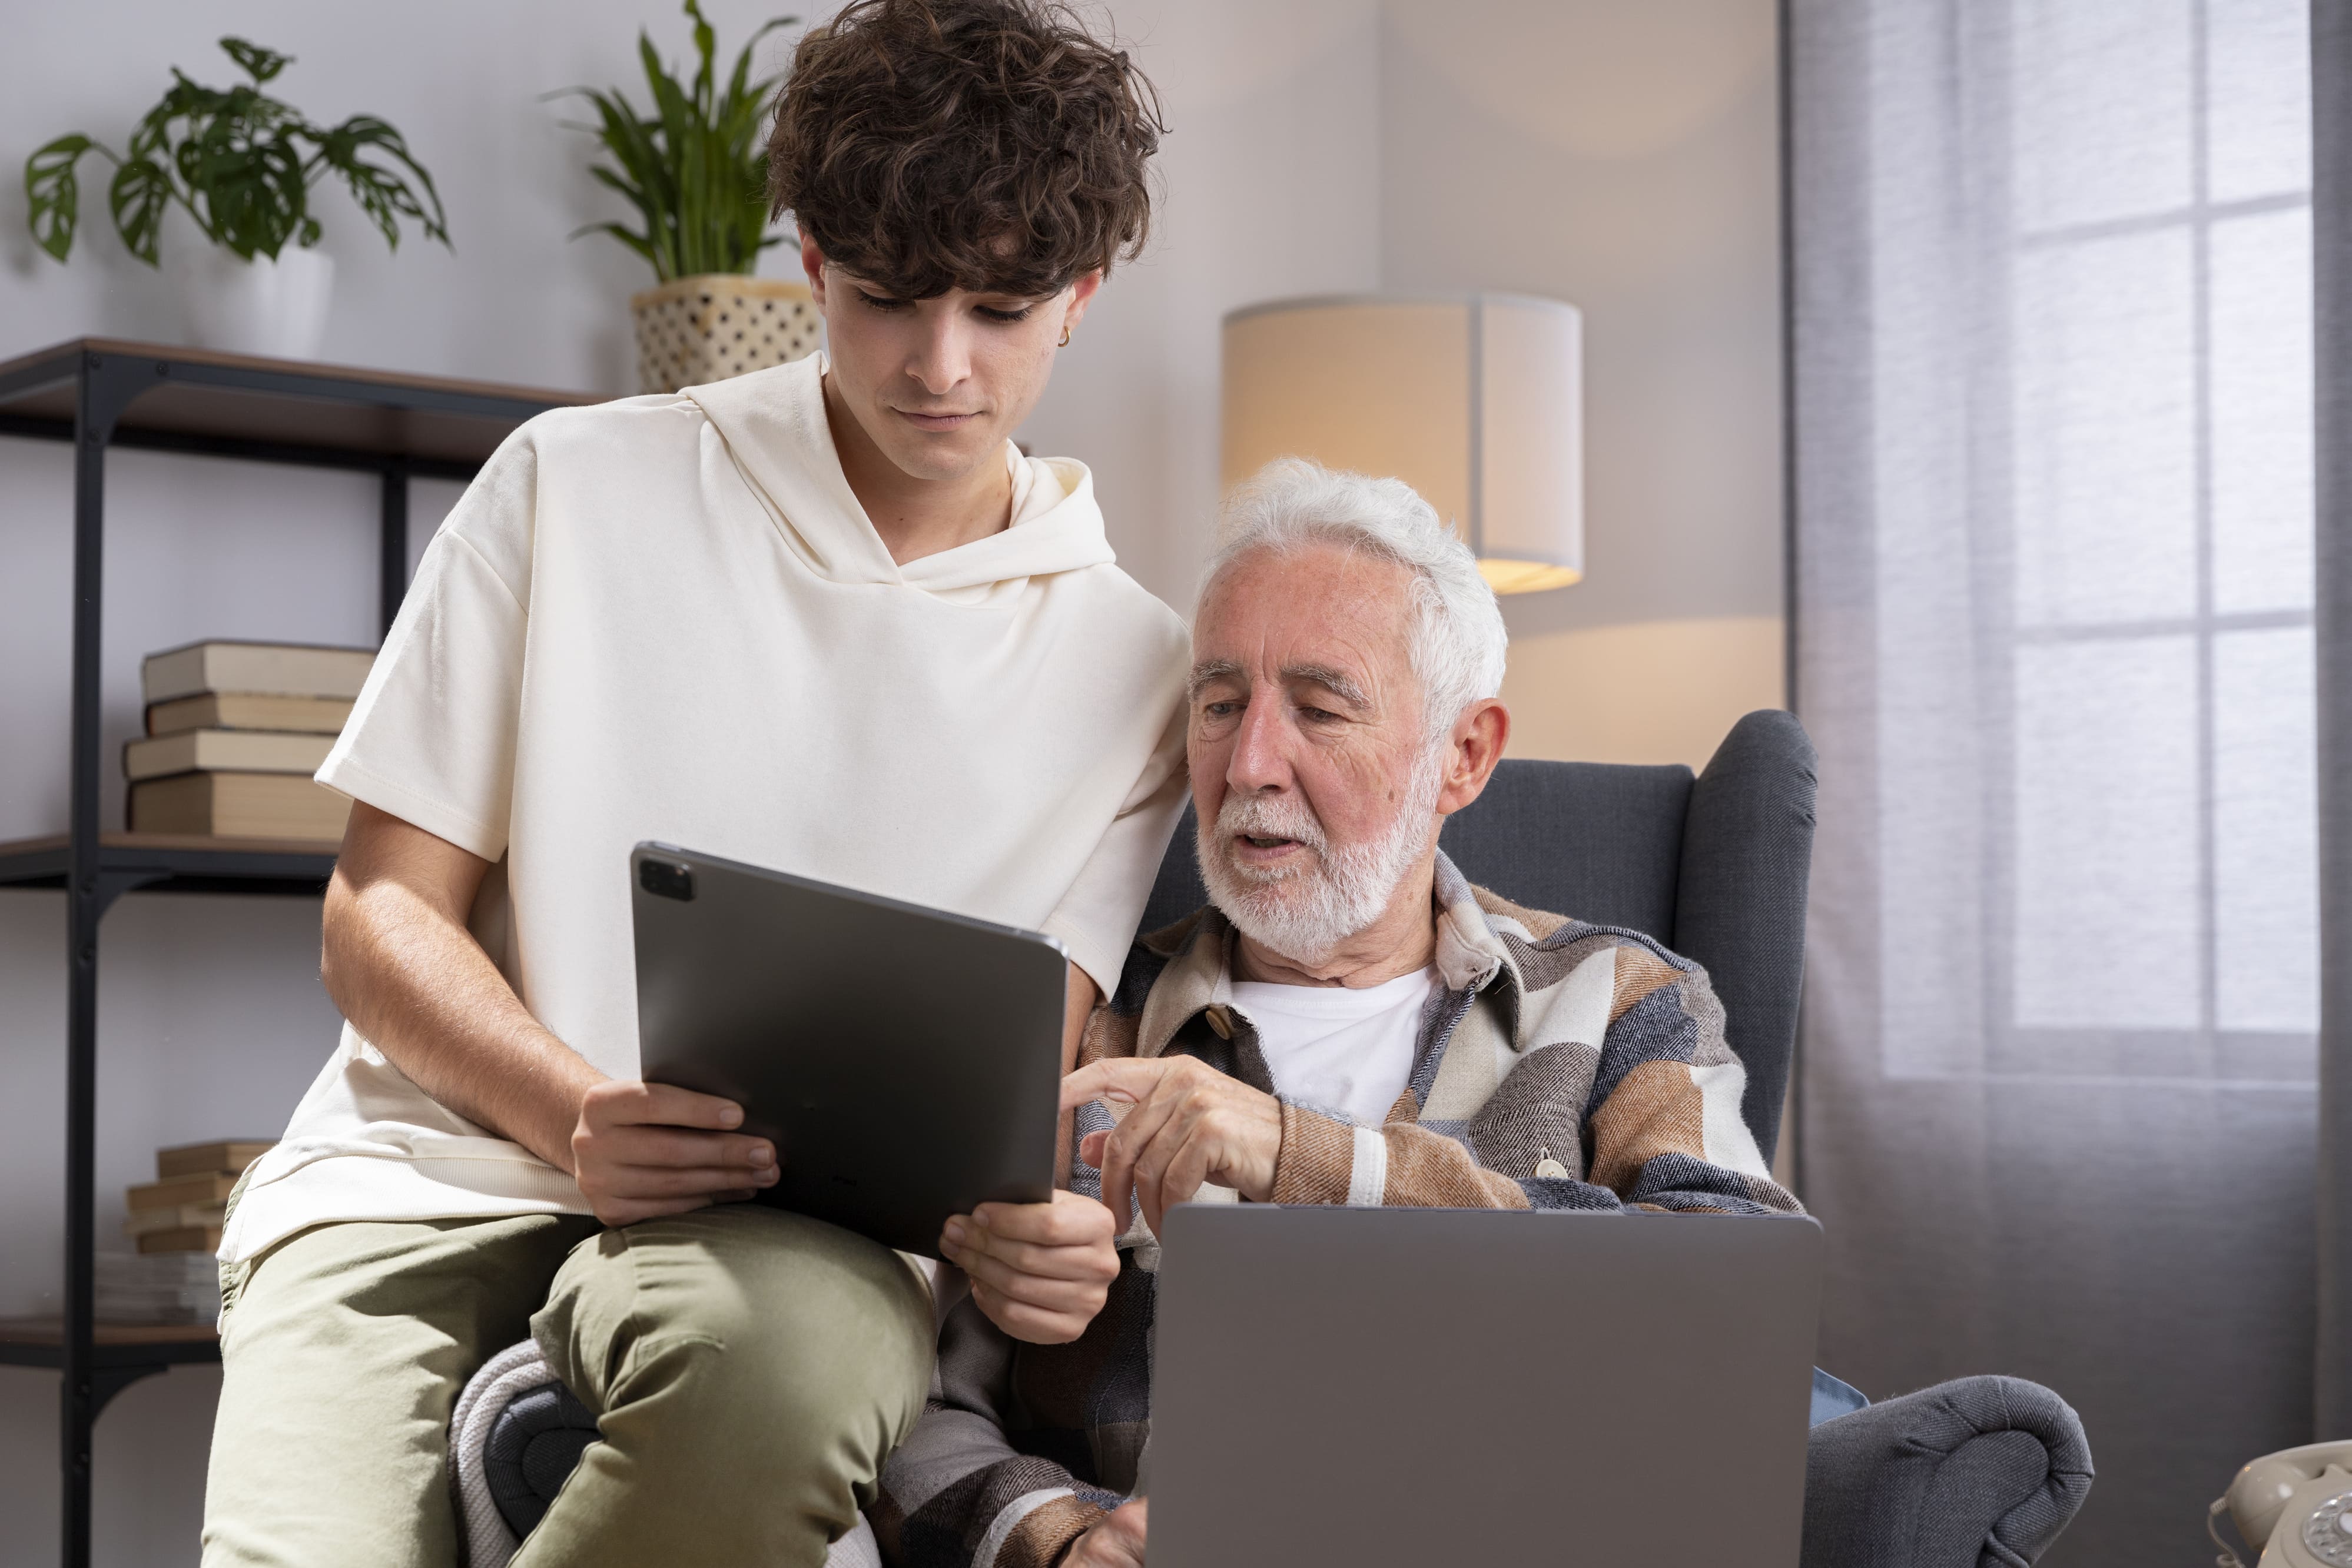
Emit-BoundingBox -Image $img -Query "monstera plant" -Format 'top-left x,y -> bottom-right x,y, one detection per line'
24,36 -> 450,357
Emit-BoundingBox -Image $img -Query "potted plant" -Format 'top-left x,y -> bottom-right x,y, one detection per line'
25,37 -> 449,361
559,1 -> 818,394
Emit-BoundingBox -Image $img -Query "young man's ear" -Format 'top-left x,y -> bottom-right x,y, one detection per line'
801,233 -> 829,306
1060,269 -> 1106,340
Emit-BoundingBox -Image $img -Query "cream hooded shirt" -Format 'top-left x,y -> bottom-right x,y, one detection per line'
221,354 -> 1190,1264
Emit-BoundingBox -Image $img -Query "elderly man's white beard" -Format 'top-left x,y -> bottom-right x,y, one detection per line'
1198,748 -> 1447,966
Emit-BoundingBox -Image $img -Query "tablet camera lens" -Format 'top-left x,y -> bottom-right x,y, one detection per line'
639,859 -> 695,902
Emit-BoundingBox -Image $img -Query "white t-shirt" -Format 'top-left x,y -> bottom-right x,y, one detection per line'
221,353 -> 1190,1264
1229,968 -> 1441,1127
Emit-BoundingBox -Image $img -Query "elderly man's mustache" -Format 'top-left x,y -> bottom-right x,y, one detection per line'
1199,746 -> 1448,967
1216,794 -> 1328,869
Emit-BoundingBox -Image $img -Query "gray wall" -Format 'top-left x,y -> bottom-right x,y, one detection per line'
0,2 -> 1777,1560
1381,0 -> 1787,766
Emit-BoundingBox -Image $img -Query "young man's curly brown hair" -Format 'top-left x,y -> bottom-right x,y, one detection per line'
767,0 -> 1163,302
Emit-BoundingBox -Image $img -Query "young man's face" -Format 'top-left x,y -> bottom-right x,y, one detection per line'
804,234 -> 1101,484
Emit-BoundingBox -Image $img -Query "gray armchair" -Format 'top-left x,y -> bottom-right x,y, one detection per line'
1804,1375 -> 2094,1568
460,710 -> 2092,1568
1138,707 -> 1819,1152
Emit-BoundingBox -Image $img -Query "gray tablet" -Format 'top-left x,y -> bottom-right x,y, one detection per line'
629,842 -> 1066,1257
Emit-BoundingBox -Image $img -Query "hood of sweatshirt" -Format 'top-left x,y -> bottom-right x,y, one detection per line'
684,352 -> 1116,593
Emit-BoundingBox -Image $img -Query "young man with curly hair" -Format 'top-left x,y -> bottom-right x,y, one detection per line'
201,4 -> 1170,1564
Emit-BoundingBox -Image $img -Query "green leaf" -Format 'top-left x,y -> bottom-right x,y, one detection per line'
595,82 -> 682,276
108,158 -> 174,265
312,114 -> 452,251
182,122 -> 306,258
124,95 -> 180,165
555,8 -> 797,282
641,28 -> 712,273
25,134 -> 100,261
587,162 -> 659,220
219,37 -> 292,84
579,90 -> 670,208
570,219 -> 658,268
684,0 -> 719,111
29,37 -> 447,266
639,32 -> 697,139
721,19 -> 794,120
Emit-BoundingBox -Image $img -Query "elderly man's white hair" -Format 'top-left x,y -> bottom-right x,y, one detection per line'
1205,458 -> 1508,740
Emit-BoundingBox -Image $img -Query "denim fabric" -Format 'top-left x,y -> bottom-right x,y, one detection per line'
1812,1367 -> 1870,1426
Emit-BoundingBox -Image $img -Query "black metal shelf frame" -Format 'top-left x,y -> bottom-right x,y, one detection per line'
0,1336 -> 227,1374
0,342 -> 582,1568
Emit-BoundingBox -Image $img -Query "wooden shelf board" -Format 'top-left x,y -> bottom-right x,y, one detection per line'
0,1317 -> 223,1372
0,336 -> 605,467
0,1318 -> 219,1347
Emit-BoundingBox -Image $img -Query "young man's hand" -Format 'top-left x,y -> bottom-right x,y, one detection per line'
569,1079 -> 779,1227
1060,1057 -> 1283,1235
940,1188 -> 1119,1344
1060,1500 -> 1147,1567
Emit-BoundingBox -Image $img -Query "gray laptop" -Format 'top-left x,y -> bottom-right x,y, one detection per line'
1149,1204 -> 1824,1568
629,842 -> 1067,1257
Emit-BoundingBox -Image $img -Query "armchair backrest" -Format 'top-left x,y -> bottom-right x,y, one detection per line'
1136,709 -> 1818,1155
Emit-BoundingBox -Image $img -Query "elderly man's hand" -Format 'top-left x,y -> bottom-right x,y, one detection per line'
941,1189 -> 1120,1344
1061,1057 -> 1283,1234
1061,1500 -> 1147,1567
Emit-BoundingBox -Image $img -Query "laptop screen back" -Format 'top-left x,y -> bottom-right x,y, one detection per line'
1149,1205 -> 1822,1568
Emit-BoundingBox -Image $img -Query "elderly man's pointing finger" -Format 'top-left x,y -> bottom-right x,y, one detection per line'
1062,1056 -> 1284,1234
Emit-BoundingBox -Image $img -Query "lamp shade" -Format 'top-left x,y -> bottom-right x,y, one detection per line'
1220,293 -> 1584,593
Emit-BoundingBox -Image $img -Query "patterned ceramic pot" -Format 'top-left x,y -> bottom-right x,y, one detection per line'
629,274 -> 823,394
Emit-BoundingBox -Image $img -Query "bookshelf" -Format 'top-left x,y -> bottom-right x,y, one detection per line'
0,338 -> 600,1568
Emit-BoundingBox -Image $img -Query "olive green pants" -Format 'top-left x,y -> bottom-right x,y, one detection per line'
200,1204 -> 934,1568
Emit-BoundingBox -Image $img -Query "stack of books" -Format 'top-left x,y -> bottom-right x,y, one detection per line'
122,1140 -> 273,1255
94,1252 -> 221,1327
127,640 -> 373,841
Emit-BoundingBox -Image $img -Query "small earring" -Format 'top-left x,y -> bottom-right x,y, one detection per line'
1058,324 -> 1073,348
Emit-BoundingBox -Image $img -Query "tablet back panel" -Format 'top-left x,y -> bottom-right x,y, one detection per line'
1150,1205 -> 1823,1568
631,843 -> 1065,1257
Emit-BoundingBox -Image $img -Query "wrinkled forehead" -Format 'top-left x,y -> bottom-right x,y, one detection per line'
1191,542 -> 1418,696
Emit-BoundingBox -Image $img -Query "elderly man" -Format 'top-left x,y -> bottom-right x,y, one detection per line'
887,459 -> 1801,1568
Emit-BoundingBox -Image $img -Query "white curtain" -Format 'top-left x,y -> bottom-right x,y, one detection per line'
1789,2 -> 2320,1562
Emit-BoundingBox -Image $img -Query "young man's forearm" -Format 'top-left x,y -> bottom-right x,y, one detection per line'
320,802 -> 600,1171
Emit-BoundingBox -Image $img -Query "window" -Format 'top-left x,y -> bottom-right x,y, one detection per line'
2001,0 -> 2315,1084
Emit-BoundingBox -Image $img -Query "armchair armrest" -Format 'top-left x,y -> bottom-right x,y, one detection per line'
1802,1375 -> 2093,1568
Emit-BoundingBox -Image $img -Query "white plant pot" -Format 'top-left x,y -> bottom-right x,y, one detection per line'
181,246 -> 335,360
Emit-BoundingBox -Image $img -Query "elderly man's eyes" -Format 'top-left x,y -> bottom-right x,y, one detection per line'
1196,696 -> 1344,723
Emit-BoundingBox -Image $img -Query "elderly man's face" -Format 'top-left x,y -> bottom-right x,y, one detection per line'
1187,543 -> 1445,963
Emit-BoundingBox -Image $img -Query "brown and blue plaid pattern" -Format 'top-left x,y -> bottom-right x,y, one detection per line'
872,853 -> 1801,1567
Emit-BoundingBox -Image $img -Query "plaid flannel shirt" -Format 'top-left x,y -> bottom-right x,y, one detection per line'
873,852 -> 1801,1567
